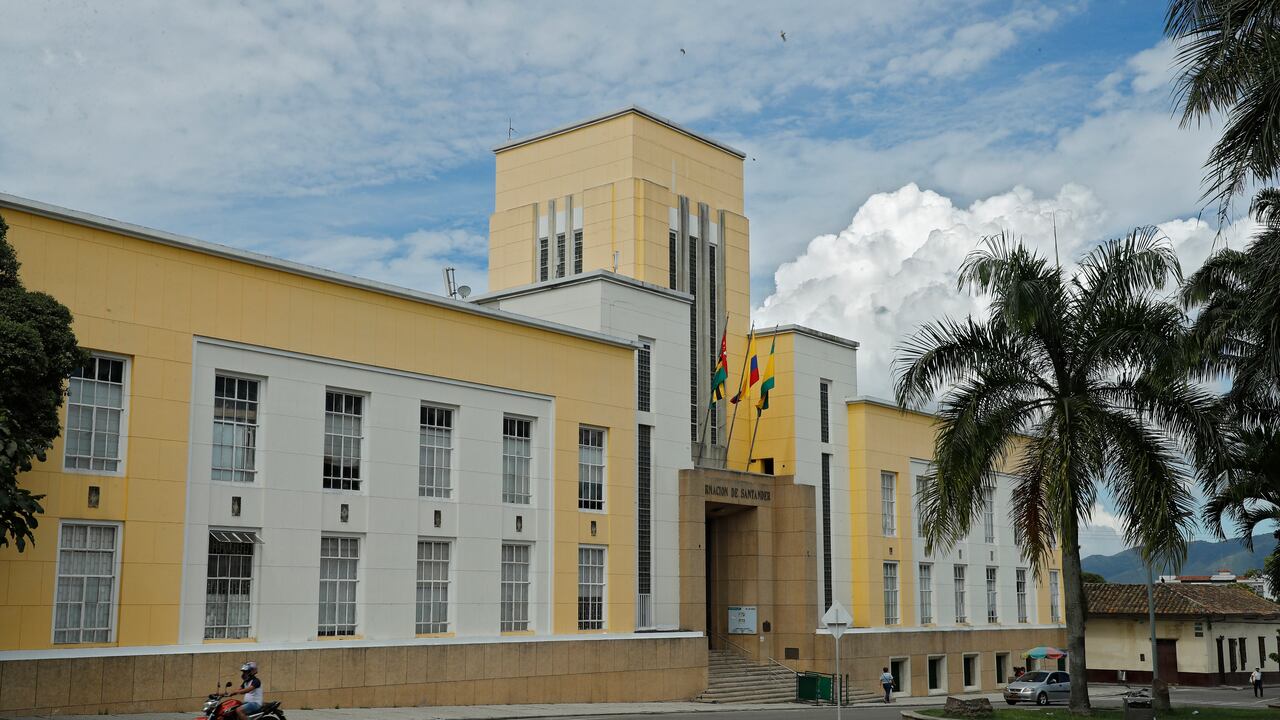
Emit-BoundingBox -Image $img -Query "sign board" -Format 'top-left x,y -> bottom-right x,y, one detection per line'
822,601 -> 853,639
728,605 -> 757,634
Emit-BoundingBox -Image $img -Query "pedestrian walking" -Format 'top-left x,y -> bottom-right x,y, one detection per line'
1252,667 -> 1264,698
880,667 -> 895,703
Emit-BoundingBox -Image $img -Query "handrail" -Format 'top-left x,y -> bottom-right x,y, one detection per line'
712,633 -> 800,676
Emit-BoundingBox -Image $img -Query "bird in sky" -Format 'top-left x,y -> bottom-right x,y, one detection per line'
680,48 -> 686,55
780,30 -> 786,42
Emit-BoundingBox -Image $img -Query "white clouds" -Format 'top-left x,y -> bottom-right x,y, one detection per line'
1081,503 -> 1131,558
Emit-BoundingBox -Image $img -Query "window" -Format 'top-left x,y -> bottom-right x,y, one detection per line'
500,543 -> 530,631
53,523 -> 118,643
65,355 -> 126,473
982,486 -> 995,543
323,391 -> 363,491
963,654 -> 978,689
1049,570 -> 1061,623
318,537 -> 358,636
637,341 -> 652,412
502,417 -> 532,504
556,232 -> 566,277
883,562 -> 899,625
573,229 -> 583,274
688,234 -> 698,444
637,425 -> 652,597
881,471 -> 896,536
919,563 -> 933,624
819,381 -> 830,443
928,656 -> 945,691
1016,568 -> 1029,622
996,653 -> 1009,684
578,427 -> 605,511
1240,636 -> 1248,667
708,244 -> 718,446
419,406 -> 453,498
916,474 -> 930,538
1262,637 -> 1269,668
538,236 -> 549,281
821,454 -> 833,611
668,229 -> 678,289
211,376 -> 258,482
578,546 -> 606,630
415,540 -> 450,634
954,565 -> 967,623
986,567 -> 998,622
205,533 -> 253,639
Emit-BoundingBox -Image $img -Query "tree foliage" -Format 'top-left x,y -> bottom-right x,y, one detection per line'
0,213 -> 85,550
1081,571 -> 1108,584
894,229 -> 1220,713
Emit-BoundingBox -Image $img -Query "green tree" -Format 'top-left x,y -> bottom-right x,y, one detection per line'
894,230 -> 1219,714
0,212 -> 85,550
1081,572 -> 1108,584
1166,0 -> 1280,220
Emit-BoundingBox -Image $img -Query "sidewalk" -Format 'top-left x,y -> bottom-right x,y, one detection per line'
2,702 -> 797,720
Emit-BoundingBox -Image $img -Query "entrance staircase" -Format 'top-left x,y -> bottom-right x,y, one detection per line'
696,649 -> 797,703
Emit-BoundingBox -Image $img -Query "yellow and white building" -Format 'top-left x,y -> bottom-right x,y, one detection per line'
0,107 -> 1063,714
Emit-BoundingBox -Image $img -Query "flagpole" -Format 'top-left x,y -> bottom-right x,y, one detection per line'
723,321 -> 755,469
695,312 -> 732,467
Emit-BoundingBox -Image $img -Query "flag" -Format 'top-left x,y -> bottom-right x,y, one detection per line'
711,330 -> 728,403
755,335 -> 776,414
730,333 -> 759,404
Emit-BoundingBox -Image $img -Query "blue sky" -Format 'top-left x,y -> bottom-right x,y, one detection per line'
0,1 -> 1255,557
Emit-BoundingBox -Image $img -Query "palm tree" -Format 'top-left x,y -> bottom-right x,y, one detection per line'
1166,0 -> 1280,220
1185,189 -> 1280,593
894,230 -> 1220,714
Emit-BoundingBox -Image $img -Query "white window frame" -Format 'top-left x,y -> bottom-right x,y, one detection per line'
52,520 -> 122,644
415,538 -> 451,634
919,562 -> 933,624
578,545 -> 606,630
501,542 -> 532,632
211,374 -> 261,483
63,353 -> 130,477
986,567 -> 999,623
1049,570 -> 1061,623
318,535 -> 360,637
637,340 -> 653,413
982,486 -> 995,543
322,390 -> 366,492
1016,567 -> 1029,622
883,561 -> 899,625
916,474 -> 930,539
204,529 -> 258,639
954,564 -> 967,623
419,405 -> 454,499
881,471 -> 896,537
578,426 -> 606,511
502,416 -> 533,505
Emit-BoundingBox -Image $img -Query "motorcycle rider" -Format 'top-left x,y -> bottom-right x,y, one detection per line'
224,661 -> 263,719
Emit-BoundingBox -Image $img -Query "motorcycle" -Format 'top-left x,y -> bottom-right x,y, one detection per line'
198,681 -> 286,720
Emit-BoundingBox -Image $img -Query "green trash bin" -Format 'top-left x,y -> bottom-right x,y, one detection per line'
795,672 -> 834,703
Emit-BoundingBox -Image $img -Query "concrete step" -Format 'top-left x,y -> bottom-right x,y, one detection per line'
697,649 -> 801,704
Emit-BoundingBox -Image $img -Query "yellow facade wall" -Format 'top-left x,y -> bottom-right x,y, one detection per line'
0,206 -> 638,650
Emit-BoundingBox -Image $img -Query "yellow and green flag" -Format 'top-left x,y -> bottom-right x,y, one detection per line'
755,335 -> 776,415
730,332 -> 759,405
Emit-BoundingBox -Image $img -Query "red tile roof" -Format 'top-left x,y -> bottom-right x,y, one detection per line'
1085,583 -> 1280,619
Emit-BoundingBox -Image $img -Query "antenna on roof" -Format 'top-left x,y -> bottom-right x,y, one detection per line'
442,267 -> 470,299
508,117 -> 516,139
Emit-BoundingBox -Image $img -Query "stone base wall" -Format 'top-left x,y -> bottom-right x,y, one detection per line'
0,636 -> 708,715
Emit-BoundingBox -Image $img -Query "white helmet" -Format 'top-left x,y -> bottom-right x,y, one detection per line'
241,661 -> 257,673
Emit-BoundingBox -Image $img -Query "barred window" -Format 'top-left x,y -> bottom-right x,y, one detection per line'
53,523 -> 118,643
881,471 -> 897,536
919,563 -> 933,624
578,546 -> 606,630
538,237 -> 549,281
502,417 -> 532,504
916,474 -> 932,537
821,453 -> 833,611
986,567 -> 999,623
65,355 -> 126,473
573,229 -> 583,274
556,232 -> 566,278
982,486 -> 995,543
637,425 -> 652,596
205,535 -> 253,639
323,391 -> 363,491
416,540 -> 450,634
668,229 -> 677,288
578,427 -> 605,510
1016,568 -> 1029,622
212,376 -> 258,482
500,543 -> 530,631
954,565 -> 967,623
819,381 -> 830,443
637,341 -> 652,413
419,406 -> 453,498
318,537 -> 358,636
1049,570 -> 1061,623
688,234 -> 698,444
883,562 -> 899,625
708,244 -> 718,445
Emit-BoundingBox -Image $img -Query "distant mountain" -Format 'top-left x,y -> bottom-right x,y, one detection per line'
1081,534 -> 1276,583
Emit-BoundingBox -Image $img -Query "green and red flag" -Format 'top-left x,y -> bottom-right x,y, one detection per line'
711,330 -> 728,403
755,335 -> 776,415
